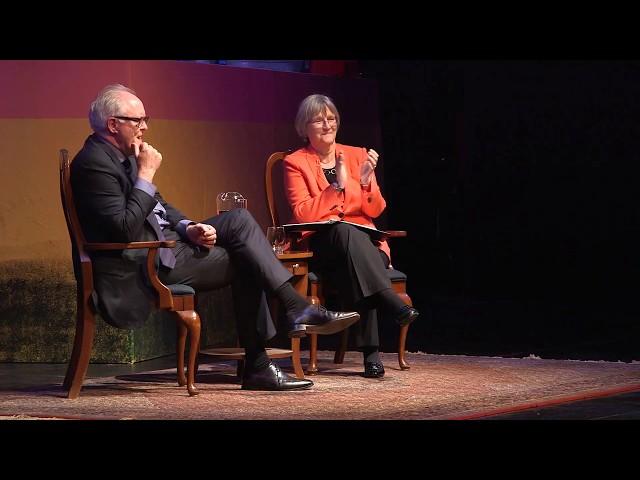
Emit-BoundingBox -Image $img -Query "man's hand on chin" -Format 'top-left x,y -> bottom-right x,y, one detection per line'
134,142 -> 162,183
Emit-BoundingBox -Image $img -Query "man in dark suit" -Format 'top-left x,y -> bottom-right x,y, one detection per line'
71,84 -> 360,391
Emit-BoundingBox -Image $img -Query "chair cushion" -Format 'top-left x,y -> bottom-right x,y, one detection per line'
167,284 -> 196,296
386,268 -> 407,282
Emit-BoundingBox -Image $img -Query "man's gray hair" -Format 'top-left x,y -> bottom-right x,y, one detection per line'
89,84 -> 137,133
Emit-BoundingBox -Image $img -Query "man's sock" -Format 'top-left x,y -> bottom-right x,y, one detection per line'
275,281 -> 309,320
362,346 -> 381,364
245,346 -> 270,372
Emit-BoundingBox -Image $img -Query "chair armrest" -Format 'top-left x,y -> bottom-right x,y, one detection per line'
84,240 -> 177,309
145,248 -> 174,309
84,240 -> 177,251
386,230 -> 407,238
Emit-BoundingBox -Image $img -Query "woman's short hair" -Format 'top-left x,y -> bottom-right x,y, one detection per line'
89,84 -> 137,133
294,94 -> 340,142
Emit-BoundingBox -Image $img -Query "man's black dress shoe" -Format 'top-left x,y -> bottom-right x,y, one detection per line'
241,361 -> 313,391
288,305 -> 360,338
364,361 -> 385,378
395,306 -> 419,326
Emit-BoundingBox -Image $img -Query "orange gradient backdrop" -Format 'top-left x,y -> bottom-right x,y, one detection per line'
0,60 -> 382,262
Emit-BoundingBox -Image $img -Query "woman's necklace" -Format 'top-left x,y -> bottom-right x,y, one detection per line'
319,150 -> 336,173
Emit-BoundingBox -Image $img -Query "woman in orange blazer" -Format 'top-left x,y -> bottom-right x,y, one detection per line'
283,94 -> 419,378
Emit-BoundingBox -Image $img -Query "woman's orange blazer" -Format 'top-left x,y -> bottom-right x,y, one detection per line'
283,143 -> 391,261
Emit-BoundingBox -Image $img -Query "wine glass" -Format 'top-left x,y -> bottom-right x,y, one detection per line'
266,226 -> 286,255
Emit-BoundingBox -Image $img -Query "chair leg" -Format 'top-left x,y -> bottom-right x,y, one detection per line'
64,301 -> 96,399
306,283 -> 324,372
307,333 -> 319,375
394,285 -> 413,370
398,324 -> 410,370
176,323 -> 188,386
334,328 -> 349,364
63,293 -> 86,391
290,337 -> 304,379
63,322 -> 81,391
175,310 -> 201,396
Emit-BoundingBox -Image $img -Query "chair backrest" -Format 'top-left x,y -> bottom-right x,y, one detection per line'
59,149 -> 93,291
264,150 -> 293,227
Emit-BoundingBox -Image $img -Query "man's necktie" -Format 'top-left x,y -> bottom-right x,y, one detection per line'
146,212 -> 177,269
122,157 -> 134,183
122,158 -> 176,269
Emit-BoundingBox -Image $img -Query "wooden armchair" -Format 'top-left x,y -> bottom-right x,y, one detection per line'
265,151 -> 413,375
59,149 -> 201,398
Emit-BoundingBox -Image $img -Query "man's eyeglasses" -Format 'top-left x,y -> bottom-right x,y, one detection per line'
113,116 -> 150,128
309,116 -> 337,127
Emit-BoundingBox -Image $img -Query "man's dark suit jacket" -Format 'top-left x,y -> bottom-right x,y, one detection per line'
71,134 -> 186,329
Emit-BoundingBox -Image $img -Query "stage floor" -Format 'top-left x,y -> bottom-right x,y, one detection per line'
1,351 -> 639,420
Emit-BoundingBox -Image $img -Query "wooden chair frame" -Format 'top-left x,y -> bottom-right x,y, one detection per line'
60,149 -> 201,398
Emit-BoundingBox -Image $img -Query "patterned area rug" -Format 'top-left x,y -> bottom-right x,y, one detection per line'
1,352 -> 639,420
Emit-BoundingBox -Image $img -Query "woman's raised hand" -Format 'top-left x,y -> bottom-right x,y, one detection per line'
335,150 -> 349,189
360,148 -> 379,186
